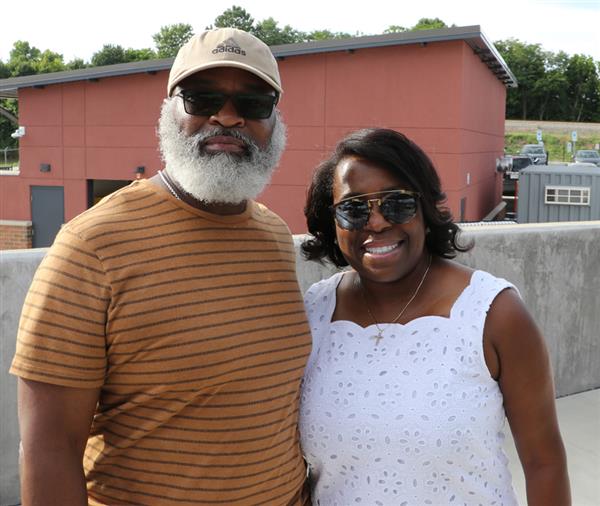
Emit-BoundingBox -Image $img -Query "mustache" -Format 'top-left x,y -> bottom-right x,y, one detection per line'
190,127 -> 258,154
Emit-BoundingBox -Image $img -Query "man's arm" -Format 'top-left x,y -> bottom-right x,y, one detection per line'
18,378 -> 100,506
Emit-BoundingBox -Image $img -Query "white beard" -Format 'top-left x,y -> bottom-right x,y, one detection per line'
157,97 -> 287,204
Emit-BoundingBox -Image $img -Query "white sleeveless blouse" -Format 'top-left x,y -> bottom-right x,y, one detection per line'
299,270 -> 519,506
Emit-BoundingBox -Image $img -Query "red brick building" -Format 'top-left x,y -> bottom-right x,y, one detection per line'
0,26 -> 515,248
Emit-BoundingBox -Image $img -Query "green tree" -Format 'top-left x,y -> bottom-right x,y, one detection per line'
6,41 -> 66,77
384,25 -> 408,33
306,30 -> 353,41
214,5 -> 255,32
254,18 -> 305,45
37,50 -> 66,74
564,54 -> 600,122
7,41 -> 42,76
91,44 -> 127,66
124,48 -> 157,61
66,58 -> 88,70
412,17 -> 448,30
495,39 -> 546,119
153,23 -> 194,58
0,99 -> 19,149
0,60 -> 10,79
535,51 -> 569,120
91,45 -> 155,66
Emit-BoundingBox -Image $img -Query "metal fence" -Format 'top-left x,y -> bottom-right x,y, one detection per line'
0,147 -> 19,168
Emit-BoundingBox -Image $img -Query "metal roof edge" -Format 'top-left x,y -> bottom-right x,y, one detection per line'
269,25 -> 485,56
0,25 -> 516,97
477,30 -> 517,86
521,164 -> 600,175
270,25 -> 516,88
0,58 -> 174,98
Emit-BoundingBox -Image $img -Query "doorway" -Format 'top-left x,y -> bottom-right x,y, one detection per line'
87,179 -> 132,207
31,186 -> 64,248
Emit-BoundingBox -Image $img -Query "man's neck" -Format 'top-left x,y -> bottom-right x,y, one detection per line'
150,171 -> 248,216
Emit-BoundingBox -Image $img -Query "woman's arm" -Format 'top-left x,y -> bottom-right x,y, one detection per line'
484,288 -> 571,506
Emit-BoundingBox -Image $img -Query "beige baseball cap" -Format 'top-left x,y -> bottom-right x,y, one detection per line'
167,28 -> 282,97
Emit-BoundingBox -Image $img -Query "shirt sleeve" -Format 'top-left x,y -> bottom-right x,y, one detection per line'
10,227 -> 110,388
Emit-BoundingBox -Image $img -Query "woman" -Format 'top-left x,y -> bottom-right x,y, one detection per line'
299,129 -> 570,505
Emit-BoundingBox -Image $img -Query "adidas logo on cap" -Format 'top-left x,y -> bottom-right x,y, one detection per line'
212,37 -> 246,56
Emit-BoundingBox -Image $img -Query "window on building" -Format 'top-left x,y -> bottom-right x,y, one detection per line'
545,186 -> 591,206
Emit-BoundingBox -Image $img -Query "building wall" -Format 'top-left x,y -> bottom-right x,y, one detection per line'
1,73 -> 167,224
457,43 -> 507,220
247,40 -> 506,228
1,40 -> 507,235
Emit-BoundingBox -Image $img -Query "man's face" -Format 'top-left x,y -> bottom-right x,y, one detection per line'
158,67 -> 286,205
175,66 -> 277,152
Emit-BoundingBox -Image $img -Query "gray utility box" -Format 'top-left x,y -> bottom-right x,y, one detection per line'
517,163 -> 600,223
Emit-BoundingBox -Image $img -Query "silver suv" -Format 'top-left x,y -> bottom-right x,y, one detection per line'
520,144 -> 548,165
574,149 -> 600,166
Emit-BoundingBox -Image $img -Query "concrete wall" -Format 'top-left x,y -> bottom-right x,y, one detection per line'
294,221 -> 600,398
2,222 -> 599,504
0,248 -> 46,506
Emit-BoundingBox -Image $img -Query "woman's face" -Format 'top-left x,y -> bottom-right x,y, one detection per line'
332,155 -> 428,284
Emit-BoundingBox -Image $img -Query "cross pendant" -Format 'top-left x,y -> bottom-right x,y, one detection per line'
371,331 -> 384,346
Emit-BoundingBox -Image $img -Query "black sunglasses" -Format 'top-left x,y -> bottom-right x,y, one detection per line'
176,90 -> 278,120
331,189 -> 420,231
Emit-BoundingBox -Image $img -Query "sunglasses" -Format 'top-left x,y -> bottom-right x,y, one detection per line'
176,90 -> 278,120
331,189 -> 420,231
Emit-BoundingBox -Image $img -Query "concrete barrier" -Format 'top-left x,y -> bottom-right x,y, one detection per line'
294,221 -> 600,397
1,248 -> 46,506
2,222 -> 599,504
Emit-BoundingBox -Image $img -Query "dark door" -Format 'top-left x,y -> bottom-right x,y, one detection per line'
31,186 -> 64,247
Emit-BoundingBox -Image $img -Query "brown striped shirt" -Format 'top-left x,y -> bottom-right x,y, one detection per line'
11,180 -> 312,505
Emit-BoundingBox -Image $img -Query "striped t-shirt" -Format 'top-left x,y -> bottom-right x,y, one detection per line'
11,179 -> 312,505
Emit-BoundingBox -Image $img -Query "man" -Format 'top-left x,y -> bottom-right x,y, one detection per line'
11,28 -> 311,506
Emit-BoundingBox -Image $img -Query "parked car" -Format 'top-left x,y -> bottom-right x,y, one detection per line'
502,155 -> 533,180
520,144 -> 548,165
573,149 -> 600,166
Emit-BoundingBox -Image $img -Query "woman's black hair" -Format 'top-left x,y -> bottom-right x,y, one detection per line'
302,128 -> 472,267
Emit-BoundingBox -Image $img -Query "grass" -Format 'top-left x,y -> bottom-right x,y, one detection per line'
505,132 -> 600,162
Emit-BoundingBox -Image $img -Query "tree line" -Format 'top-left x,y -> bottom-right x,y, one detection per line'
1,6 -> 599,149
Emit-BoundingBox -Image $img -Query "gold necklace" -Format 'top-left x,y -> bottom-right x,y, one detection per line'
358,255 -> 432,346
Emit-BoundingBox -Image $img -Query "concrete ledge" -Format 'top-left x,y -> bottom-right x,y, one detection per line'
294,222 -> 600,397
0,220 -> 32,227
2,223 -> 599,504
0,249 -> 47,506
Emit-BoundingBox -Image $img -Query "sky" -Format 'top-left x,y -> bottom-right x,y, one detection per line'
2,0 -> 600,64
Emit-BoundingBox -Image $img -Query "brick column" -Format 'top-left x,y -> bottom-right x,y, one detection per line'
0,220 -> 33,250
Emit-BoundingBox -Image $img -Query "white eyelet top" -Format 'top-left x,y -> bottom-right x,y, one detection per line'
299,270 -> 519,506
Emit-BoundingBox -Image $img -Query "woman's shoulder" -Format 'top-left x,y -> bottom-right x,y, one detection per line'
304,271 -> 345,306
436,259 -> 515,293
469,269 -> 518,296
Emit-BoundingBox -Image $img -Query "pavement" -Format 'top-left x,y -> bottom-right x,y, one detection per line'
504,388 -> 600,506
